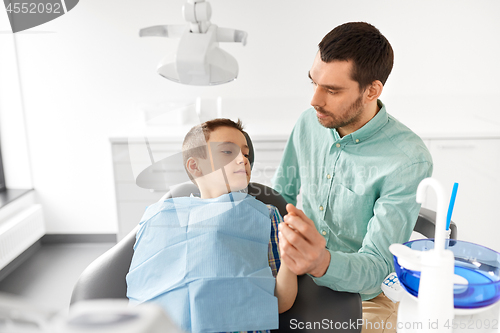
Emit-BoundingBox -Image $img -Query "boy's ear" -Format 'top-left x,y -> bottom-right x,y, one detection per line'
186,157 -> 203,178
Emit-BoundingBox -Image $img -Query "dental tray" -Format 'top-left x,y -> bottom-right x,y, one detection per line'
393,239 -> 500,309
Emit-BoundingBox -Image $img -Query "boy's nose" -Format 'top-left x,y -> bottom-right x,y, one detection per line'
236,151 -> 247,164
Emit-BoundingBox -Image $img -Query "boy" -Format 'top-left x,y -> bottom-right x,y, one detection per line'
126,119 -> 297,333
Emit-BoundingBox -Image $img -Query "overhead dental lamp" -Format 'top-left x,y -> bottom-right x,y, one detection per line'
140,0 -> 248,86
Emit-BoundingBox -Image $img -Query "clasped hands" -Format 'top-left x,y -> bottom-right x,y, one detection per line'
278,204 -> 331,277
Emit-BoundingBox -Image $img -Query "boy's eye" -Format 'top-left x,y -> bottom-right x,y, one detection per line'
221,150 -> 232,155
244,154 -> 250,158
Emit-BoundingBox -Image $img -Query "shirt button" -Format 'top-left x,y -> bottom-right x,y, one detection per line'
322,230 -> 327,236
336,143 -> 341,148
355,139 -> 360,143
326,174 -> 331,179
319,206 -> 324,211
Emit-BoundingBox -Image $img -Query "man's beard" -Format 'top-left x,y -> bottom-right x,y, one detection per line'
315,94 -> 364,129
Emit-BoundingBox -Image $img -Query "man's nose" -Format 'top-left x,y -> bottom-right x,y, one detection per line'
310,85 -> 325,109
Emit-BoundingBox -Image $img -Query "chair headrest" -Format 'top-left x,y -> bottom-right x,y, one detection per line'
242,131 -> 255,170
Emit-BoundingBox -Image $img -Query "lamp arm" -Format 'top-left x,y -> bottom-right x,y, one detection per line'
139,25 -> 186,38
216,27 -> 248,46
183,0 -> 211,33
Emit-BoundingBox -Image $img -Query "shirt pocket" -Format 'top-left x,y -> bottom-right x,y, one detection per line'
329,183 -> 375,239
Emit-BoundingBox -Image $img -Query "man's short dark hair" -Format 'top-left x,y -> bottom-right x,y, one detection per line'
182,118 -> 245,182
319,22 -> 394,91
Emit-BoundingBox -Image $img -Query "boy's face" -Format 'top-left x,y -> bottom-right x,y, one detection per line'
190,126 -> 251,194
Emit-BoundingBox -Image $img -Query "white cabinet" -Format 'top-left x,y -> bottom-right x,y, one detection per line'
421,138 -> 500,252
111,142 -> 172,240
247,139 -> 286,187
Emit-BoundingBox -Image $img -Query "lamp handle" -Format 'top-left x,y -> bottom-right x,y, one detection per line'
139,25 -> 186,38
216,27 -> 248,45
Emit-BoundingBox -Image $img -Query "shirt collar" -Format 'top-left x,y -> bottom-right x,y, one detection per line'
331,99 -> 388,144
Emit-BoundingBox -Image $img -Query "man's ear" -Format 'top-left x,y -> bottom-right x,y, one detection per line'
364,80 -> 383,103
186,157 -> 203,179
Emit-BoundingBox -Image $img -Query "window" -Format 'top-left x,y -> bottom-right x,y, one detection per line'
0,142 -> 5,192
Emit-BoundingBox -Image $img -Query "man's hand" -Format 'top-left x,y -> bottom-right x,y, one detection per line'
278,204 -> 331,277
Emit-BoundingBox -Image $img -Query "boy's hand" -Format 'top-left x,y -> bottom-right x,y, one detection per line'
278,204 -> 330,277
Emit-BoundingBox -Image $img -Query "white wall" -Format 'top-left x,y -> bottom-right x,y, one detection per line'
0,19 -> 32,189
0,0 -> 499,234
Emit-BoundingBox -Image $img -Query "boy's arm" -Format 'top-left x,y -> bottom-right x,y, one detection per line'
275,260 -> 297,313
268,205 -> 297,313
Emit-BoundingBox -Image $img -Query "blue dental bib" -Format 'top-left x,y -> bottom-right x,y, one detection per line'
126,192 -> 278,333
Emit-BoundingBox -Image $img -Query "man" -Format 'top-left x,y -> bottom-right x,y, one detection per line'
272,22 -> 433,333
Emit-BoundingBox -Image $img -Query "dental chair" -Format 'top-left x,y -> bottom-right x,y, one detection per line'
70,185 -> 456,333
70,181 -> 362,333
70,131 -> 456,333
71,132 -> 363,332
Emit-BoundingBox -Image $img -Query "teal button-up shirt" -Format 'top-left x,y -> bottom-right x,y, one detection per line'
271,100 -> 432,300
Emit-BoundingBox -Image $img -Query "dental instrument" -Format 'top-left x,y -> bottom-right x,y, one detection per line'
388,178 -> 500,333
446,182 -> 459,234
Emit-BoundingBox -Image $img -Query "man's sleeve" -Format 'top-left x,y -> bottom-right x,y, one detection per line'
312,161 -> 433,298
271,129 -> 301,206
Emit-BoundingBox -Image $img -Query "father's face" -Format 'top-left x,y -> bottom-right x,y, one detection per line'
308,53 -> 366,134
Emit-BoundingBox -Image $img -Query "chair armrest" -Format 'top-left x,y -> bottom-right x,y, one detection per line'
275,275 -> 362,333
414,207 -> 457,240
70,226 -> 138,305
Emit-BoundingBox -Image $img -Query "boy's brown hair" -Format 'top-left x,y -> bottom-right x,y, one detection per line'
182,118 -> 245,183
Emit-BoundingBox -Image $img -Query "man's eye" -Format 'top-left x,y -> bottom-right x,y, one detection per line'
327,90 -> 337,95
